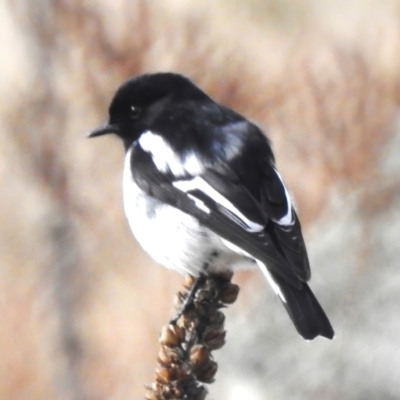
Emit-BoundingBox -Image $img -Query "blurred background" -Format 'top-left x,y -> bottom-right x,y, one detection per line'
1,0 -> 400,399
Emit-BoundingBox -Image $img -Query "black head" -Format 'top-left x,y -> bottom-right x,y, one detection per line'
88,72 -> 210,147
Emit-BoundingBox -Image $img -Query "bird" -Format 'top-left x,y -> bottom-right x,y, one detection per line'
88,72 -> 334,340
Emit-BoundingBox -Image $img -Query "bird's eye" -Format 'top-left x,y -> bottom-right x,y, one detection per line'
130,106 -> 141,119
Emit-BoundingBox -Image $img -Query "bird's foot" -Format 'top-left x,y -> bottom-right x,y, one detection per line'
171,274 -> 206,324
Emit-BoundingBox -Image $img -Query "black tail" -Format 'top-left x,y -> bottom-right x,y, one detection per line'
272,272 -> 334,340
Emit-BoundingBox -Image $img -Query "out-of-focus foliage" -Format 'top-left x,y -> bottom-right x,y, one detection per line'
1,0 -> 400,399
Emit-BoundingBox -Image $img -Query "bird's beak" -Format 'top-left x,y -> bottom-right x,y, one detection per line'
87,122 -> 120,138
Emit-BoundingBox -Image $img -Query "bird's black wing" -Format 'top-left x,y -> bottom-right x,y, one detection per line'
129,141 -> 302,287
200,159 -> 311,282
130,131 -> 334,339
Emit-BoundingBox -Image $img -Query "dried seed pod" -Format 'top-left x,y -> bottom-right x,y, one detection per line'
203,328 -> 226,350
219,283 -> 240,304
208,310 -> 225,326
155,364 -> 188,384
183,274 -> 196,289
173,291 -> 186,309
148,272 -> 239,398
155,365 -> 174,384
175,366 -> 190,382
194,360 -> 218,383
159,383 -> 173,397
176,313 -> 193,330
159,324 -> 185,347
171,324 -> 186,341
158,345 -> 182,365
159,325 -> 177,347
169,385 -> 184,397
157,346 -> 169,365
149,382 -> 162,392
190,345 -> 211,369
144,387 -> 161,400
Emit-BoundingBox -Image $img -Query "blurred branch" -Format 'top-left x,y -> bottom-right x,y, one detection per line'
8,1 -> 88,399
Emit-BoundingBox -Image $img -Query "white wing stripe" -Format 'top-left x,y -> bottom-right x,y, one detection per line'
272,169 -> 294,226
256,260 -> 286,303
173,177 -> 264,233
187,194 -> 211,214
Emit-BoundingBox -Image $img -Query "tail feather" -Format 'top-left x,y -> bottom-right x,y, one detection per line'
257,261 -> 334,340
275,274 -> 334,340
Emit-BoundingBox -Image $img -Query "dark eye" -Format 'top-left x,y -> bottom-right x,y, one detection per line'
130,105 -> 141,119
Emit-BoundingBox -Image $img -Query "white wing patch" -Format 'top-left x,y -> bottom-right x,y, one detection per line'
183,151 -> 207,175
139,131 -> 186,176
272,169 -> 294,226
138,131 -> 209,176
173,177 -> 264,233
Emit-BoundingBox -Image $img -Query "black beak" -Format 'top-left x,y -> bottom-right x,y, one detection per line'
87,122 -> 120,138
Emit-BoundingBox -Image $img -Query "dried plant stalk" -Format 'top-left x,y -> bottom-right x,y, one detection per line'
145,271 -> 240,400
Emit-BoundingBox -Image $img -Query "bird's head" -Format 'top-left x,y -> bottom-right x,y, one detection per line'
88,72 -> 209,147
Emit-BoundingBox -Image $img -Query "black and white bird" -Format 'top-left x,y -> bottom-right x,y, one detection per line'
88,72 -> 334,340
